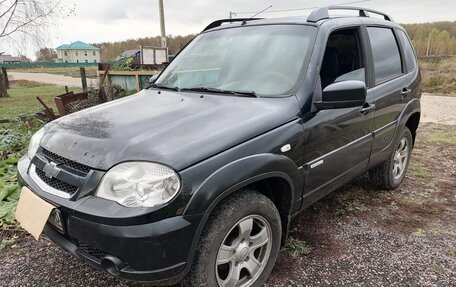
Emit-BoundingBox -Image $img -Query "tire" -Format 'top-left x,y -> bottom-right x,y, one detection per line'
187,190 -> 282,287
369,126 -> 413,190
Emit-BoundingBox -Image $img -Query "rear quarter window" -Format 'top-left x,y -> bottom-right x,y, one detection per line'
367,27 -> 402,84
397,30 -> 417,72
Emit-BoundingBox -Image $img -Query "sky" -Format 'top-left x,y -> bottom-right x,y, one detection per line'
3,0 -> 456,59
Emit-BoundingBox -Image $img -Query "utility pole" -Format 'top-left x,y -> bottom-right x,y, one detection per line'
158,0 -> 167,48
426,31 -> 432,57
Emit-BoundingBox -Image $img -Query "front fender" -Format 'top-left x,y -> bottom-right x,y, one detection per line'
183,153 -> 303,216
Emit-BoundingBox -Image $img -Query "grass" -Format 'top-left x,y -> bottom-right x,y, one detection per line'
408,162 -> 431,179
285,238 -> 312,257
11,66 -> 98,78
420,57 -> 456,95
428,129 -> 456,145
0,80 -> 77,238
0,80 -> 82,120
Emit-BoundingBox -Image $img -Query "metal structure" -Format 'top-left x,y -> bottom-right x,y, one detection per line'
158,0 -> 167,48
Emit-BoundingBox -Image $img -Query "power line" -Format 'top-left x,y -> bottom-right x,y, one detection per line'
230,0 -> 371,16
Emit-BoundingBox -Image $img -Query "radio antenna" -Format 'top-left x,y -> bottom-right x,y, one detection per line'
242,5 -> 273,25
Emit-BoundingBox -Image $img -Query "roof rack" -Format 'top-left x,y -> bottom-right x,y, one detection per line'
202,18 -> 262,32
307,6 -> 394,23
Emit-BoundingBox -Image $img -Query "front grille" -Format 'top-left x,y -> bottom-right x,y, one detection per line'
35,168 -> 78,194
75,240 -> 108,260
42,149 -> 91,174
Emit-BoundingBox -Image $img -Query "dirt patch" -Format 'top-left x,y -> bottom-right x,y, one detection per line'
421,94 -> 456,125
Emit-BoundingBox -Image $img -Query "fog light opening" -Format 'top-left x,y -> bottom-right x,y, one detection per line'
101,256 -> 123,276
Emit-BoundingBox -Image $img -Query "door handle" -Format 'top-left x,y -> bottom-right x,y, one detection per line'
360,103 -> 376,115
402,88 -> 412,98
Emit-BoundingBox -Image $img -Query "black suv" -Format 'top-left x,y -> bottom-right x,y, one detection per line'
17,6 -> 421,287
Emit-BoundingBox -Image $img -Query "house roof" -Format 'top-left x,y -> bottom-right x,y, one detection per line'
0,54 -> 21,62
115,49 -> 140,61
56,41 -> 100,50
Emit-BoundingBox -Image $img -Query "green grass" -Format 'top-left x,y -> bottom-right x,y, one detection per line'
285,238 -> 312,257
0,80 -> 82,120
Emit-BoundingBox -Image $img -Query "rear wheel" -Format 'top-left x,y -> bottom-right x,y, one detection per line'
188,190 -> 281,287
369,127 -> 413,189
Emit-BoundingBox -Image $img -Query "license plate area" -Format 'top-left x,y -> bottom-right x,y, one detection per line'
48,208 -> 65,234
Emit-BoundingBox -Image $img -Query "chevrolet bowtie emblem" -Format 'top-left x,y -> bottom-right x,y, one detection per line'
43,161 -> 61,178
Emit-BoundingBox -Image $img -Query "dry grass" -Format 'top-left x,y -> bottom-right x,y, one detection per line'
420,57 -> 456,95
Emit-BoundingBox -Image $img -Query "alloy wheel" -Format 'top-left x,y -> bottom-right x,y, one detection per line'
392,137 -> 409,180
215,215 -> 272,287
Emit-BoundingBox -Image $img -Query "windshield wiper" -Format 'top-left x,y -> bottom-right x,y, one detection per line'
149,83 -> 180,91
181,87 -> 258,98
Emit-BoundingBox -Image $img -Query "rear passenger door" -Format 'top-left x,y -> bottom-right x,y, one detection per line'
366,26 -> 411,157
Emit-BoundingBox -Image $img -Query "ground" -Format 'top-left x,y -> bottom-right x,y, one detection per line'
0,123 -> 454,286
11,66 -> 99,78
8,71 -> 97,89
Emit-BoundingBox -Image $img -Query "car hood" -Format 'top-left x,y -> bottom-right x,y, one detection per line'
41,89 -> 299,171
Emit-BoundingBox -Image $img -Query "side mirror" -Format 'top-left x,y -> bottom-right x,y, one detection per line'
314,80 -> 366,110
149,75 -> 159,84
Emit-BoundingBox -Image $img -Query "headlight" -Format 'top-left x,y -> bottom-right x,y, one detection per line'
27,128 -> 44,160
96,162 -> 181,208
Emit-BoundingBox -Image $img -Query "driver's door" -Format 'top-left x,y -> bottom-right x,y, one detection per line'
300,26 -> 375,204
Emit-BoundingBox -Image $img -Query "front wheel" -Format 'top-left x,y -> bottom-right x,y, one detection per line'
188,190 -> 281,287
369,127 -> 413,189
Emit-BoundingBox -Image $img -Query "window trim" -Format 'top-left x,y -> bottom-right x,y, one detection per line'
318,25 -> 368,88
396,28 -> 418,73
365,25 -> 405,87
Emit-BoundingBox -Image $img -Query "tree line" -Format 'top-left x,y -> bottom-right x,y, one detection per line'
34,21 -> 456,62
402,21 -> 456,57
92,35 -> 196,62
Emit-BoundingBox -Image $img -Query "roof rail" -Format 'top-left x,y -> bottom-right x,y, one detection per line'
307,6 -> 394,23
202,18 -> 262,32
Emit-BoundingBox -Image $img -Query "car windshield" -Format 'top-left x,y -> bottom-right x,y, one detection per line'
155,25 -> 317,97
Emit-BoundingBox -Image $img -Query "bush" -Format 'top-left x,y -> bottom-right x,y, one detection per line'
0,118 -> 44,234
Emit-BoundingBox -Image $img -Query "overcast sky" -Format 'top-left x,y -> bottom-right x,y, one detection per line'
4,0 -> 456,58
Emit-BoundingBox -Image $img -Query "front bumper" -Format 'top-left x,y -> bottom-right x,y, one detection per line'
18,155 -> 202,284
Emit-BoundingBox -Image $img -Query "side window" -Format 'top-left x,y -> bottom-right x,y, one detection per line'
397,30 -> 417,72
367,27 -> 402,84
320,28 -> 365,89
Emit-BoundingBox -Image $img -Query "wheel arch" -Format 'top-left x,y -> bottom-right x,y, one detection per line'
183,154 -> 302,265
405,112 -> 420,146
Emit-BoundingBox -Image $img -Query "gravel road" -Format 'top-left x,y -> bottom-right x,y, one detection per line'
8,72 -> 98,88
421,93 -> 456,125
0,99 -> 455,286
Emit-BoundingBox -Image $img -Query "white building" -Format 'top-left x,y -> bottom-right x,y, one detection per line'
56,41 -> 101,63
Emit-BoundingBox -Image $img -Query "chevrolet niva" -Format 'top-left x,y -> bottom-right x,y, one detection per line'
17,6 -> 421,287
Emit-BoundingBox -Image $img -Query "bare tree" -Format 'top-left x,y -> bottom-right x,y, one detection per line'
0,0 -> 71,48
35,47 -> 57,62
